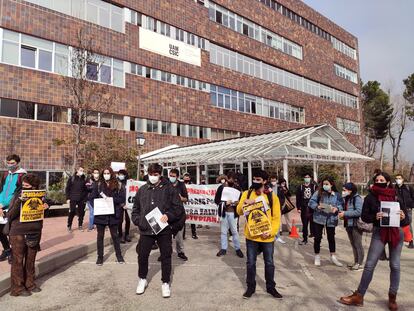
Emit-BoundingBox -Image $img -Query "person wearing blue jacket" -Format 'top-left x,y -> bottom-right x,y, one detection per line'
309,176 -> 344,267
339,182 -> 364,271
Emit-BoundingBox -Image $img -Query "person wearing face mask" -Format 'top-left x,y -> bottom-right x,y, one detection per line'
117,169 -> 131,244
65,166 -> 88,232
296,173 -> 317,245
338,183 -> 364,270
308,176 -> 344,267
86,169 -> 100,232
236,170 -> 282,299
394,174 -> 414,249
0,154 -> 26,263
182,173 -> 198,240
269,175 -> 285,244
90,167 -> 126,266
277,177 -> 293,237
339,172 -> 409,310
7,174 -> 49,296
132,164 -> 185,298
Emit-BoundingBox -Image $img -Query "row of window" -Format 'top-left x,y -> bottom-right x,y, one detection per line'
129,63 -> 209,92
336,118 -> 360,135
208,2 -> 302,60
25,0 -> 124,33
209,43 -> 358,108
129,11 -> 207,50
0,28 -> 125,87
210,85 -> 305,124
256,0 -> 357,60
334,64 -> 358,84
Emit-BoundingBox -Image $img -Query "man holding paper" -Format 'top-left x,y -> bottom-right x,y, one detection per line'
132,164 -> 185,298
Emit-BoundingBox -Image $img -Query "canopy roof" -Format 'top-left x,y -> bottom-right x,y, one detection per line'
140,124 -> 373,166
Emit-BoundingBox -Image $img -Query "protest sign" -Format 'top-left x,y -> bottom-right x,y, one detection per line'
221,187 -> 241,203
243,200 -> 272,237
126,180 -> 146,210
94,197 -> 115,216
20,190 -> 46,223
185,184 -> 219,226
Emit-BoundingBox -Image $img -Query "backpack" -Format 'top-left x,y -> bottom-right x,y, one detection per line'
346,194 -> 373,233
1,171 -> 24,189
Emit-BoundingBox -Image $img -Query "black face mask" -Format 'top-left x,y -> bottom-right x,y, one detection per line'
184,180 -> 190,184
250,182 -> 263,190
374,182 -> 387,188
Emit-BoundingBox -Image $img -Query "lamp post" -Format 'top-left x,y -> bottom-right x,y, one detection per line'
136,133 -> 146,180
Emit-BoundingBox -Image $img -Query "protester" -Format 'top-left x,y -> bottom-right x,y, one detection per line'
90,167 -> 126,265
308,176 -> 344,267
296,173 -> 317,245
0,154 -> 26,263
86,168 -> 100,232
169,168 -> 189,261
339,172 -> 408,311
276,177 -> 293,243
7,174 -> 48,296
269,175 -> 285,244
65,166 -> 88,232
117,169 -> 131,244
394,174 -> 414,248
215,171 -> 243,258
182,173 -> 198,239
132,164 -> 185,298
338,182 -> 364,270
236,170 -> 282,299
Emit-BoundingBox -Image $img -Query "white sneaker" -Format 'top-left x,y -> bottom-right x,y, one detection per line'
276,237 -> 286,244
161,283 -> 171,298
136,278 -> 148,295
330,255 -> 343,267
228,236 -> 233,242
314,255 -> 321,266
351,263 -> 363,271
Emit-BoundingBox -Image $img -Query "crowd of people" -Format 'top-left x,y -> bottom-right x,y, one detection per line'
0,154 -> 413,310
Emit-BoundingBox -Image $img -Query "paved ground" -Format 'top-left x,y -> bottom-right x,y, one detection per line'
1,223 -> 413,311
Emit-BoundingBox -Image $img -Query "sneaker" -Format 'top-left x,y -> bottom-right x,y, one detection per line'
330,255 -> 343,267
31,287 -> 42,293
243,287 -> 255,299
314,255 -> 321,266
117,257 -> 125,264
228,236 -> 233,242
192,234 -> 198,240
216,249 -> 226,257
0,249 -> 11,262
78,226 -> 84,232
350,263 -> 363,271
177,252 -> 188,261
298,239 -> 308,245
161,283 -> 171,298
96,257 -> 103,266
125,235 -> 132,242
276,237 -> 286,244
309,234 -> 314,238
136,278 -> 148,295
267,288 -> 283,299
347,262 -> 356,268
120,238 -> 126,244
87,228 -> 92,232
197,225 -> 203,229
236,249 -> 244,258
407,241 -> 414,249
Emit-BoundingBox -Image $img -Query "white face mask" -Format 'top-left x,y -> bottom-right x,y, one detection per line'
395,179 -> 403,185
149,175 -> 160,184
271,181 -> 277,186
77,171 -> 84,176
118,175 -> 125,181
342,191 -> 350,198
93,173 -> 99,180
220,179 -> 226,184
103,174 -> 111,181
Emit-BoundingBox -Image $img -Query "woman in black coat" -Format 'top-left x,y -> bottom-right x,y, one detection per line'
90,167 -> 126,265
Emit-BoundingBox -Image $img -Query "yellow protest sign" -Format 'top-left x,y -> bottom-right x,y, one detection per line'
243,200 -> 272,237
20,190 -> 46,223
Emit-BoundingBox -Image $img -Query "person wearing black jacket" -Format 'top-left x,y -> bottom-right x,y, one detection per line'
65,166 -> 88,232
90,167 -> 126,266
117,169 -> 131,244
340,172 -> 408,310
394,174 -> 414,248
132,164 -> 184,298
296,174 -> 317,245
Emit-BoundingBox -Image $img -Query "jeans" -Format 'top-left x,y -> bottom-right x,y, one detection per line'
67,200 -> 86,228
246,239 -> 275,290
313,223 -> 336,254
137,232 -> 172,283
96,224 -> 122,260
346,226 -> 364,265
87,202 -> 94,230
175,229 -> 184,254
118,208 -> 131,238
220,213 -> 241,251
408,209 -> 413,239
358,227 -> 404,295
0,224 -> 10,251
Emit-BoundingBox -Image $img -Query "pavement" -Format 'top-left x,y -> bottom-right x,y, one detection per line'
0,217 -> 413,311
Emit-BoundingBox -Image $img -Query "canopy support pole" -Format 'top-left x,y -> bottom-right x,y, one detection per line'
248,161 -> 252,187
219,163 -> 224,175
283,159 -> 289,186
261,159 -> 265,170
204,164 -> 209,184
313,161 -> 318,183
346,163 -> 351,182
196,163 -> 200,185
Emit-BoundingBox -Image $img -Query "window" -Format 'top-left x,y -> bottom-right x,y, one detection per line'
147,120 -> 158,133
18,101 -> 35,119
21,46 -> 36,68
86,62 -> 98,81
162,121 -> 171,134
0,98 -> 18,117
100,113 -> 112,128
37,103 -> 53,121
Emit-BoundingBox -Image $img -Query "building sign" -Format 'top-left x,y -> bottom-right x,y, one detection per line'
139,27 -> 201,66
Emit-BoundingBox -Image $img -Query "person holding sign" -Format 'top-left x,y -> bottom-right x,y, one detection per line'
132,164 -> 185,298
308,176 -> 344,267
7,174 -> 49,296
90,167 -> 126,266
340,172 -> 409,311
236,170 -> 282,300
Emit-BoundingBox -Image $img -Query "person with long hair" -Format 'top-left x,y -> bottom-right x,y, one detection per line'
339,172 -> 408,310
308,176 -> 344,267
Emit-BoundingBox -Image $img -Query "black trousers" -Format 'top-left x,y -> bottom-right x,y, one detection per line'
0,224 -> 10,251
67,200 -> 86,227
118,209 -> 131,238
182,224 -> 197,238
313,223 -> 336,254
96,224 -> 122,259
137,232 -> 172,283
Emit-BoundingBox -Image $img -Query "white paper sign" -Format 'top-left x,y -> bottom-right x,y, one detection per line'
380,201 -> 400,228
139,27 -> 201,66
111,162 -> 126,172
221,187 -> 241,203
94,198 -> 115,216
145,207 -> 168,235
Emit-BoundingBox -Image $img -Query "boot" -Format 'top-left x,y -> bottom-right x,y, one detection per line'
407,240 -> 414,249
339,291 -> 364,306
388,293 -> 398,311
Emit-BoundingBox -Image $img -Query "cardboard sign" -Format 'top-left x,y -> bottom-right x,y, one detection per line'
243,200 -> 272,237
20,190 -> 46,223
94,198 -> 115,216
111,162 -> 126,172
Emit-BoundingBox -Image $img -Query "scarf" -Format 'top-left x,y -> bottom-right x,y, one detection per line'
371,185 -> 400,248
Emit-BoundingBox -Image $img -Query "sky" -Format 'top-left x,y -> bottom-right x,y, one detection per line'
302,0 -> 414,163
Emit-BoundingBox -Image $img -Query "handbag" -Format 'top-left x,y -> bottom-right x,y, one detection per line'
357,217 -> 373,233
402,225 -> 413,242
